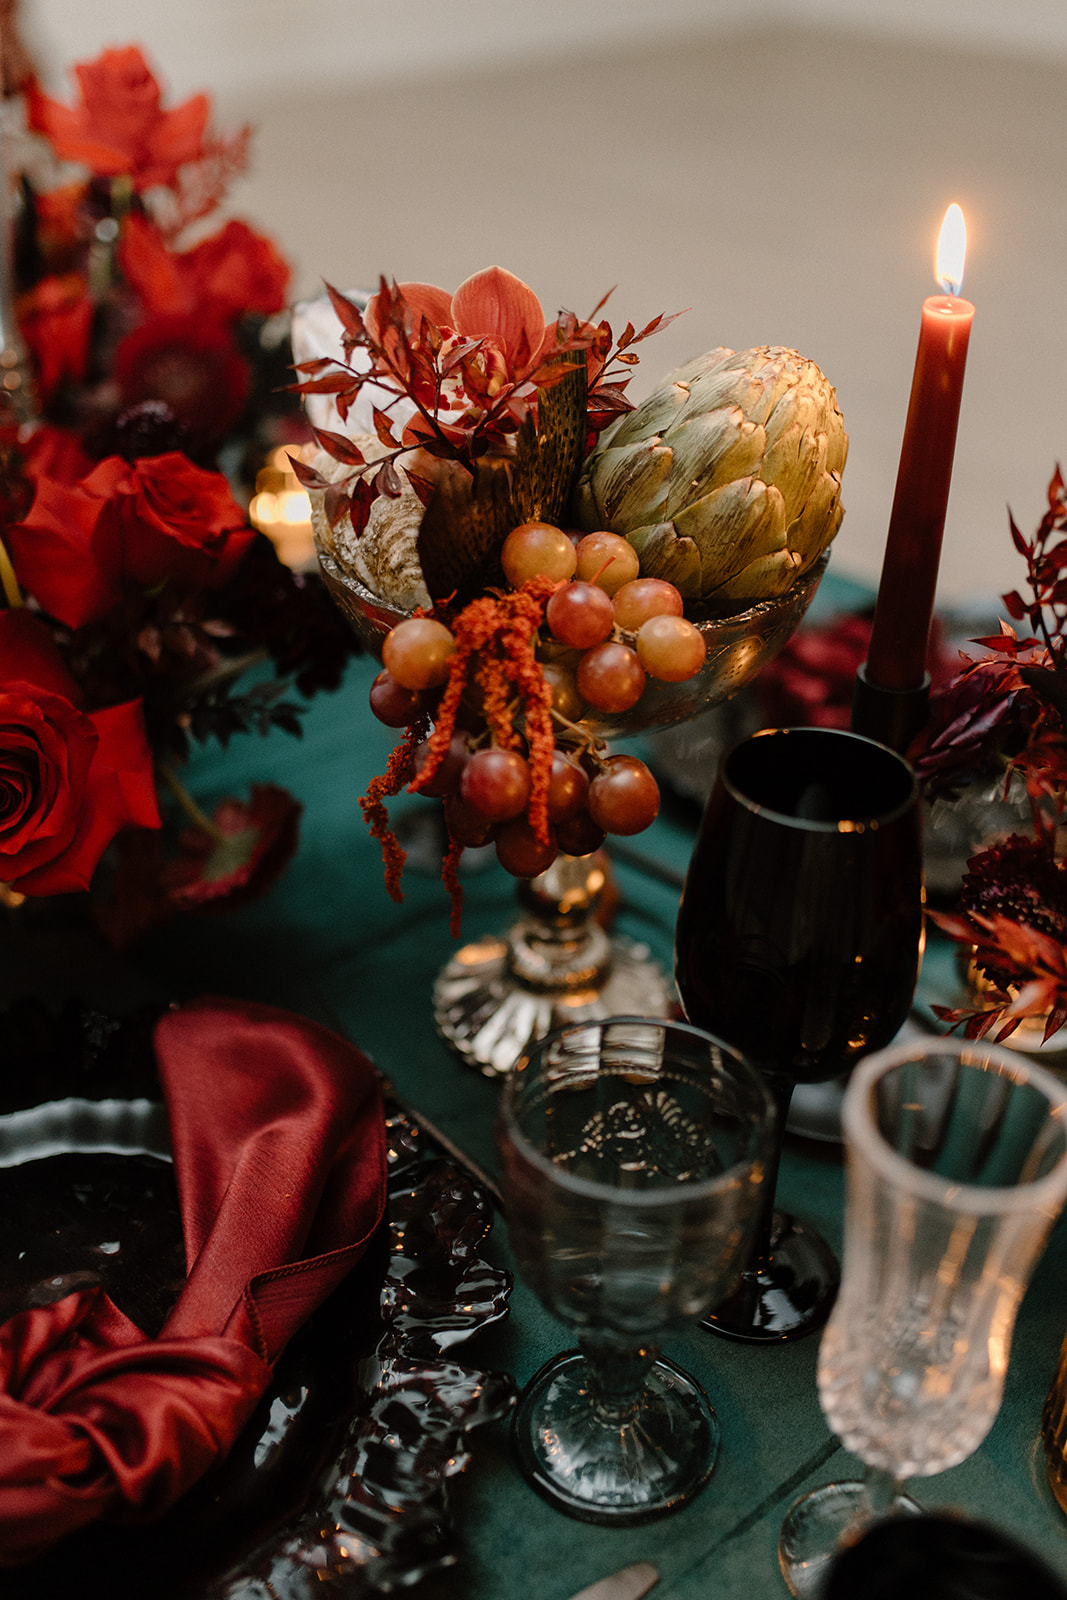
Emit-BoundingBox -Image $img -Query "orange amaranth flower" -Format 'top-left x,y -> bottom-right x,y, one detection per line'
358,715 -> 428,901
360,575 -> 558,932
416,575 -> 555,845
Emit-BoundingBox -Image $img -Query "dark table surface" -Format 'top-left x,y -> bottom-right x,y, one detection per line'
8,569 -> 1067,1600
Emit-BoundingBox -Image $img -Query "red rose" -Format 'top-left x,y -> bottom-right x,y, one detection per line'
119,214 -> 290,321
5,473 -> 117,628
26,46 -> 209,192
0,610 -> 159,896
20,423 -> 95,485
16,273 -> 93,403
113,315 -> 252,443
8,452 -> 254,626
182,220 -> 290,319
86,453 -> 255,591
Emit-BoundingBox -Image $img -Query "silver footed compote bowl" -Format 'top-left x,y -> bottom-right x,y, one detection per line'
497,1016 -> 774,1525
318,544 -> 830,1077
777,1034 -> 1067,1598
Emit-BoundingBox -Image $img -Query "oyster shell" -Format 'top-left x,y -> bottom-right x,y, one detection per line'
309,437 -> 431,614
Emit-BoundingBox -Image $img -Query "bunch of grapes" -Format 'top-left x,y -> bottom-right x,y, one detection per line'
367,523 -> 706,879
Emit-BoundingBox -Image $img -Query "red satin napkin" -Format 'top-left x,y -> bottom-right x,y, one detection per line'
0,996 -> 387,1565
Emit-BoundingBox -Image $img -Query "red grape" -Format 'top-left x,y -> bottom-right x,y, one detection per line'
501,522 -> 577,586
575,531 -> 640,595
461,747 -> 531,821
612,578 -> 685,631
636,614 -> 707,682
546,581 -> 615,650
382,617 -> 456,690
541,660 -> 585,722
576,641 -> 646,713
555,810 -> 607,857
587,756 -> 660,834
495,817 -> 559,878
369,669 -> 424,727
409,733 -> 469,797
443,792 -> 494,848
546,751 -> 590,821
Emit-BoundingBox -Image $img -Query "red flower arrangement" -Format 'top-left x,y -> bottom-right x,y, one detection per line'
913,467 -> 1067,1041
295,271 -> 685,929
0,44 -> 358,938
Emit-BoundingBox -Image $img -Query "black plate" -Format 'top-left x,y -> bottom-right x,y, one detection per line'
0,1001 -> 515,1598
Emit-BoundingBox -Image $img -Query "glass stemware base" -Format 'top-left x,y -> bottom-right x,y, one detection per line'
701,1209 -> 839,1343
778,1479 -> 922,1598
512,1349 -> 719,1526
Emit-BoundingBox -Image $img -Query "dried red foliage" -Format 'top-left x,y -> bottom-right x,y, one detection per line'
292,273 -> 682,534
914,467 -> 1067,804
923,468 -> 1067,1036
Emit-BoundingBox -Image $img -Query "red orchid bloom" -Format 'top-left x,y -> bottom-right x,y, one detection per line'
26,46 -> 209,193
359,267 -> 562,449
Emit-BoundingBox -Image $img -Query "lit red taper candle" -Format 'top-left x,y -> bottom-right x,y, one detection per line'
864,205 -> 975,697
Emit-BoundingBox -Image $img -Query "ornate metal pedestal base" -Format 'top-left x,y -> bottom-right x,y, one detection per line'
433,853 -> 676,1078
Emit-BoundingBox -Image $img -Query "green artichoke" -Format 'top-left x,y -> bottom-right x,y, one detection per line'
574,345 -> 847,603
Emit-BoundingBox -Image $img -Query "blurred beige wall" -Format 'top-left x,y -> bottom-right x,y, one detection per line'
14,3 -> 1067,608
24,0 -> 1067,95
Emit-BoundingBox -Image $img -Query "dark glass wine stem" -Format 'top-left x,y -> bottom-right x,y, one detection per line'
577,1333 -> 657,1425
746,1074 -> 793,1270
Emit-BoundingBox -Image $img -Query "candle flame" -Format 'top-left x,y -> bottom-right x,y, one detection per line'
935,203 -> 967,296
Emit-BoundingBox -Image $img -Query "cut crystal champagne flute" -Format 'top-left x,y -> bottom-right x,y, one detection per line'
778,1035 -> 1067,1598
674,725 -> 925,1341
496,1015 -> 774,1524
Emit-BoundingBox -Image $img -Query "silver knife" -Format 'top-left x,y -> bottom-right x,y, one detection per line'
567,1562 -> 659,1600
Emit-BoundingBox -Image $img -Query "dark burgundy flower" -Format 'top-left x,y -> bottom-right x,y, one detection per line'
161,783 -> 302,911
957,834 -> 1067,989
113,314 -> 251,444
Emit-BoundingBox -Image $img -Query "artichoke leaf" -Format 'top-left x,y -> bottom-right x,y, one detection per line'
763,383 -> 821,450
635,522 -> 704,597
711,547 -> 803,602
759,421 -> 827,524
589,439 -> 672,527
685,363 -> 769,424
790,470 -> 846,563
663,407 -> 766,517
606,380 -> 690,448
669,348 -> 734,388
675,478 -> 788,591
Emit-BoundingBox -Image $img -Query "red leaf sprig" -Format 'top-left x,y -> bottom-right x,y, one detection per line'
292,272 -> 683,534
913,467 -> 1067,806
932,911 -> 1067,1044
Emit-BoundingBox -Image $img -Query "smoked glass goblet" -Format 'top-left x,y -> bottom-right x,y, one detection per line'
674,725 -> 924,1341
496,1016 -> 774,1524
778,1036 -> 1067,1598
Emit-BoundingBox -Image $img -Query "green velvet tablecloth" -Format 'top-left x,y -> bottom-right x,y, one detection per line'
11,571 -> 1067,1600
